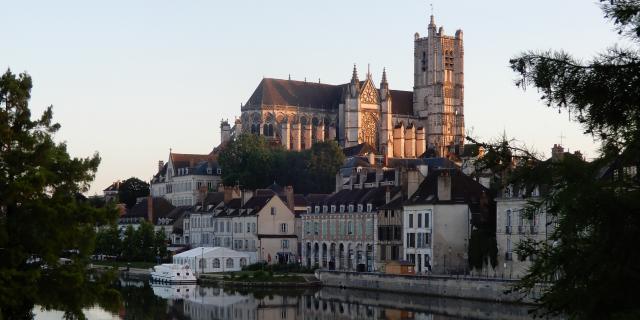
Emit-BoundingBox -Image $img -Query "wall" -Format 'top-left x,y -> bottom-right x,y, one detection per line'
317,270 -> 544,304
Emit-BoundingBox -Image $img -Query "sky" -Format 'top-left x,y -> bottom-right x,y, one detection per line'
0,0 -> 624,196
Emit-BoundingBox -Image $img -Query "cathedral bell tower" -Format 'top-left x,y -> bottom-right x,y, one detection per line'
413,14 -> 464,157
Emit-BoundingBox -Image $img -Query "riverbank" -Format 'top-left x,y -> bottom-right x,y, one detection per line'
199,271 -> 320,287
316,270 -> 544,304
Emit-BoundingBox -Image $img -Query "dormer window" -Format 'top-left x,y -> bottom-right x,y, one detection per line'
331,205 -> 336,213
323,205 -> 328,213
306,207 -> 312,214
339,205 -> 345,213
217,168 -> 222,175
357,204 -> 363,212
184,168 -> 189,175
348,204 -> 354,212
207,168 -> 212,174
367,203 -> 373,212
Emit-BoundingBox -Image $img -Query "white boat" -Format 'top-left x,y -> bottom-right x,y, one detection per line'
150,264 -> 197,283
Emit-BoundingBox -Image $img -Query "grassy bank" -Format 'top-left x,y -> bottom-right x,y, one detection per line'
91,260 -> 157,269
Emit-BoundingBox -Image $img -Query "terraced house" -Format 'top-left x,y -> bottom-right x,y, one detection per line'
302,186 -> 402,272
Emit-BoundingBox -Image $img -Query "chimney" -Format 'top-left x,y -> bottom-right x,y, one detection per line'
437,171 -> 452,201
551,144 -> 565,162
285,186 -> 295,212
158,160 -> 164,172
224,186 -> 233,204
147,196 -> 154,223
198,185 -> 207,205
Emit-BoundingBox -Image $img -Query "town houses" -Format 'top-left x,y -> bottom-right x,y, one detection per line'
106,13 -> 586,279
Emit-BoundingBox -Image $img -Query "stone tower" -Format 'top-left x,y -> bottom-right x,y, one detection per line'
413,15 -> 464,157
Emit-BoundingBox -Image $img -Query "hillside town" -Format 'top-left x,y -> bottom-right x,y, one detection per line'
99,15 -> 605,281
3,1 -> 639,319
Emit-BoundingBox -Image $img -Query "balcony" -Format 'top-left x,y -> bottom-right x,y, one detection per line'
505,226 -> 512,234
505,252 -> 513,261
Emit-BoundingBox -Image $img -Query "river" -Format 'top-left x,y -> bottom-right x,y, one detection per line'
32,276 -> 538,319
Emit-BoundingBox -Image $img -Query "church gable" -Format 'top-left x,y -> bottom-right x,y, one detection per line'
359,79 -> 379,105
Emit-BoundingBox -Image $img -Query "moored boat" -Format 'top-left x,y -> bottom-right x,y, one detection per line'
150,263 -> 197,283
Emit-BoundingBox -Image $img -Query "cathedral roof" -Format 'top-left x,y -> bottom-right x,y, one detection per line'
246,78 -> 342,110
245,78 -> 415,115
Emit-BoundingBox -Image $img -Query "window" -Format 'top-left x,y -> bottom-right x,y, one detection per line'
247,223 -> 251,233
348,204 -> 354,212
212,258 -> 220,268
506,210 -> 512,226
282,240 -> 289,249
323,205 -> 328,213
367,203 -> 372,212
226,258 -> 234,268
425,211 -> 430,228
357,204 -> 363,212
315,206 -> 320,213
409,214 -> 414,228
406,233 -> 416,248
348,221 -> 353,235
240,258 -> 247,267
271,207 -> 276,215
217,168 -> 222,175
418,214 -> 422,228
330,205 -> 336,213
280,223 -> 288,233
314,222 -> 319,235
339,205 -> 345,213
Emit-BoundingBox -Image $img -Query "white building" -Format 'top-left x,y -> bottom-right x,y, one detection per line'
151,152 -> 223,206
172,247 -> 253,274
403,169 -> 491,274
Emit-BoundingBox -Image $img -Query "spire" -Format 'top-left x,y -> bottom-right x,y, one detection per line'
351,64 -> 359,84
367,63 -> 371,79
381,67 -> 388,85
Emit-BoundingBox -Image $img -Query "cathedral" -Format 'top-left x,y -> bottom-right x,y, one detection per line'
221,15 -> 464,158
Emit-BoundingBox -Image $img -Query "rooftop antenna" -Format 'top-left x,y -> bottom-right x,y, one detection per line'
559,132 -> 566,146
430,3 -> 434,15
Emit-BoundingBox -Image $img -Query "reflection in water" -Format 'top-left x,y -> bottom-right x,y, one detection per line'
35,276 -> 536,319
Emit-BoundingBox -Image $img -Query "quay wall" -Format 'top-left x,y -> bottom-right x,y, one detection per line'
316,270 -> 544,304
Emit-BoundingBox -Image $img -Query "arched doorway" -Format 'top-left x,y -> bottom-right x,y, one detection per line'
329,243 -> 337,270
321,243 -> 328,268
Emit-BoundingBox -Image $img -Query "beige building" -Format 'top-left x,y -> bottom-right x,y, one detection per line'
250,192 -> 298,264
403,169 -> 491,274
222,14 -> 464,158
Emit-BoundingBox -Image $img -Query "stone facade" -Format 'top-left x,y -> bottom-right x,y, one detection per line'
223,15 -> 464,158
495,193 -> 553,278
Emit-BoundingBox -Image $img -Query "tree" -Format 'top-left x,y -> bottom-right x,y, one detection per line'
138,221 -> 156,262
118,177 -> 150,209
219,134 -> 345,193
153,228 -> 168,262
95,224 -> 121,257
218,133 -> 275,190
121,225 -> 138,261
0,70 -> 119,317
306,141 -> 345,193
480,2 -> 640,318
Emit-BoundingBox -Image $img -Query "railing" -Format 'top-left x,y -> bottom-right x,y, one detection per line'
505,226 -> 511,234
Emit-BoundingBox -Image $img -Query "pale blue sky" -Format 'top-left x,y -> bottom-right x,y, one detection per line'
1,0 -> 621,195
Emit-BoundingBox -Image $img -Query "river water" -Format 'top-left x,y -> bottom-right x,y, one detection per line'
33,277 -> 538,320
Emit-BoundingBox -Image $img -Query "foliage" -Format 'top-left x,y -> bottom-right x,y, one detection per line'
218,133 -> 275,190
117,177 -> 150,209
97,221 -> 167,263
94,224 -> 121,257
474,2 -> 640,318
0,69 -> 119,318
468,228 -> 498,271
219,134 -> 345,193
